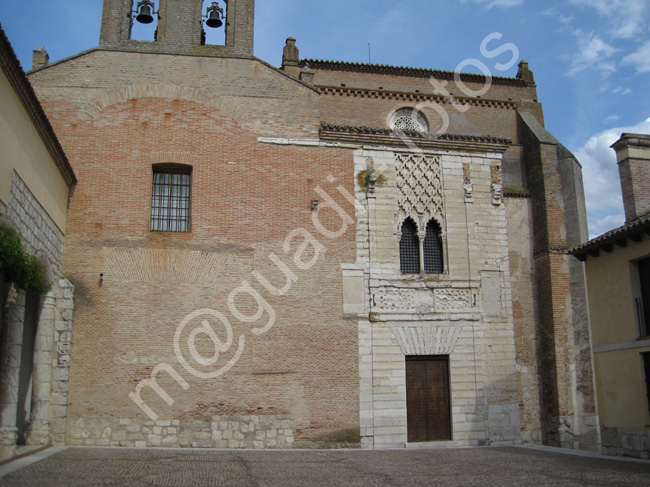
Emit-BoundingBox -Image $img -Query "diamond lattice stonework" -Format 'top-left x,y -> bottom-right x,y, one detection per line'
397,154 -> 443,223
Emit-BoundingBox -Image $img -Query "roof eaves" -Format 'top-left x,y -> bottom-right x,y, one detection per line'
0,23 -> 77,186
570,215 -> 650,261
301,59 -> 527,87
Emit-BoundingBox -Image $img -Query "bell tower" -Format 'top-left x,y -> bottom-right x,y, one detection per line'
99,0 -> 255,56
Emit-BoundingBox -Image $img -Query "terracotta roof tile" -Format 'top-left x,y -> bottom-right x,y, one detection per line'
570,214 -> 650,261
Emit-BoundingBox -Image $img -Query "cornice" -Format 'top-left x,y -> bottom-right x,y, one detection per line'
503,186 -> 531,198
319,123 -> 511,153
0,24 -> 76,187
301,59 -> 527,87
318,86 -> 517,110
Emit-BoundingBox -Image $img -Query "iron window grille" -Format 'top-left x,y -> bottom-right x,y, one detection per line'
643,352 -> 650,419
150,165 -> 192,232
423,219 -> 444,274
637,257 -> 650,337
400,218 -> 420,274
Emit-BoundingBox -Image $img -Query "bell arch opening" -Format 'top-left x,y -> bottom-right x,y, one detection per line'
130,0 -> 159,42
201,0 -> 227,46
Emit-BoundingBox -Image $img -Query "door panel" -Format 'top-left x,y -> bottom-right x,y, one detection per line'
406,356 -> 451,442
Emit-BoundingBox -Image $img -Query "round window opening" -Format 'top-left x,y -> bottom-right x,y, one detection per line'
390,108 -> 429,133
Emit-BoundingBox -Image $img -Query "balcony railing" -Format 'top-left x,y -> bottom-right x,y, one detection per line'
635,297 -> 650,338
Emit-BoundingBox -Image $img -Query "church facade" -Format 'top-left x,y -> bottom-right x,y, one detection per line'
19,0 -> 599,450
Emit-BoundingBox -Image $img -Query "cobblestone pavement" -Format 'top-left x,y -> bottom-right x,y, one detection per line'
1,446 -> 649,487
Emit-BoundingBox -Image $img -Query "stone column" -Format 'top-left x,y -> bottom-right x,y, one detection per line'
417,230 -> 426,274
26,290 -> 56,446
0,286 -> 26,457
49,279 -> 74,446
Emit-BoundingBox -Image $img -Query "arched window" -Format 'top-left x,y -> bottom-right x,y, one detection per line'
400,218 -> 420,274
390,107 -> 429,133
424,219 -> 444,274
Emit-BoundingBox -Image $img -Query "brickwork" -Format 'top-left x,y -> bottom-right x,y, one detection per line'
318,90 -> 519,141
99,0 -> 254,56
505,197 -> 543,444
30,58 -> 359,446
30,51 -> 319,141
613,134 -> 650,223
519,114 -> 598,451
25,0 -> 597,453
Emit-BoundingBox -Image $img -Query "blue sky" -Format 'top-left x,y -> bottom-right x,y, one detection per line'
1,0 -> 649,239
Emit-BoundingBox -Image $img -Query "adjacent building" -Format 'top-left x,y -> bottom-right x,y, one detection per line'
0,24 -> 76,457
12,0 -> 599,450
572,133 -> 650,459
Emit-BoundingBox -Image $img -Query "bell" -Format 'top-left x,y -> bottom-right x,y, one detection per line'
136,4 -> 154,24
205,9 -> 223,28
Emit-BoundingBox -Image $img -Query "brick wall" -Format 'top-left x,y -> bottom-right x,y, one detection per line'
28,13 -> 597,450
30,57 -> 360,446
99,0 -> 254,56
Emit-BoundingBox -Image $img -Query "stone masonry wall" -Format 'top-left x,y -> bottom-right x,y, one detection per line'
0,172 -> 74,454
67,414 -> 293,449
353,147 -> 521,448
601,426 -> 650,459
6,172 -> 64,279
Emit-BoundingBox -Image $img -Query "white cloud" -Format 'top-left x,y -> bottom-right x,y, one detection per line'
568,33 -> 619,76
612,86 -> 632,95
574,117 -> 650,237
605,115 -> 621,124
622,41 -> 650,73
460,0 -> 524,9
588,214 -> 625,239
539,8 -> 575,32
568,0 -> 648,39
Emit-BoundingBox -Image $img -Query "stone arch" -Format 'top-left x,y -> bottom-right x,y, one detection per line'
389,325 -> 464,355
79,83 -> 253,127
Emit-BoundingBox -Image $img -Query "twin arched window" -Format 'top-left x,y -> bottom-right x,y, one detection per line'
400,218 -> 444,274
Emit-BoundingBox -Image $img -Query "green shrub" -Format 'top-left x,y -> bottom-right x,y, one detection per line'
0,225 -> 51,295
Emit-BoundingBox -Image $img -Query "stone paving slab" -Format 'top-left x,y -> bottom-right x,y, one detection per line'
1,446 -> 649,486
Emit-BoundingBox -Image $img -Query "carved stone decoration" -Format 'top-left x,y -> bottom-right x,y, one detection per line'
389,325 -> 464,355
492,183 -> 503,206
374,288 -> 417,311
463,178 -> 473,203
434,289 -> 473,312
396,154 -> 443,224
490,164 -> 503,206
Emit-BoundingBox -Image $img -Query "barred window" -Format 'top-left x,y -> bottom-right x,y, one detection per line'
641,352 -> 650,418
400,218 -> 420,274
424,219 -> 444,274
637,257 -> 650,337
150,165 -> 192,232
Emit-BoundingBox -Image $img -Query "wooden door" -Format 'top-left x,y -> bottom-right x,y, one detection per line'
406,355 -> 451,442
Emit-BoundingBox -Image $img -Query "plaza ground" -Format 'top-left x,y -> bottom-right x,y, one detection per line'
1,445 -> 649,486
